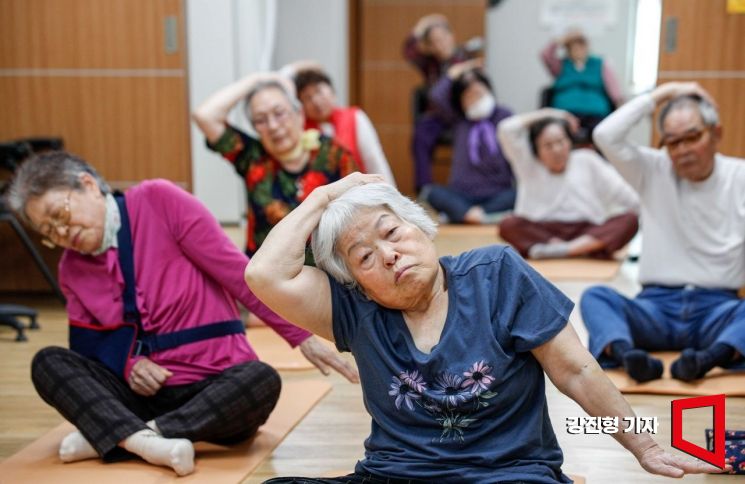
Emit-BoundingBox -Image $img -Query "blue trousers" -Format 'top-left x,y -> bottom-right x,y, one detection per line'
426,184 -> 516,223
580,285 -> 745,369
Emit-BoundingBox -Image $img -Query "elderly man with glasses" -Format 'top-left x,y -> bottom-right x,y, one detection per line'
193,73 -> 360,265
579,82 -> 745,383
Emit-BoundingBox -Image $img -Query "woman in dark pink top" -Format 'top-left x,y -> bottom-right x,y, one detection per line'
7,151 -> 357,476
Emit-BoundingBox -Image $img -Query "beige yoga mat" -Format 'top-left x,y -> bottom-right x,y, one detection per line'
249,327 -> 316,370
320,469 -> 584,483
527,257 -> 623,281
434,224 -> 624,281
606,352 -> 745,396
0,380 -> 331,483
248,328 -> 339,371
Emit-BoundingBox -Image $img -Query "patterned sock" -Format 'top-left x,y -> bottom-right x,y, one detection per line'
121,429 -> 194,476
623,349 -> 663,383
59,430 -> 98,462
671,344 -> 736,382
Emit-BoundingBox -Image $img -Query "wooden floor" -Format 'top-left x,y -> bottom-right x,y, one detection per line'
1,225 -> 743,483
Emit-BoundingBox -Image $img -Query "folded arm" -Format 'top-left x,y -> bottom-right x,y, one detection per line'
540,40 -> 562,77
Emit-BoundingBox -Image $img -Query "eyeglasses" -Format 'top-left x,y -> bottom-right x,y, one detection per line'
659,127 -> 709,151
251,107 -> 292,130
37,190 -> 72,249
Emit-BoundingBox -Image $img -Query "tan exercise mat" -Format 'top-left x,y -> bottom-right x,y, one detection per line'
606,352 -> 745,396
249,327 -> 316,370
0,380 -> 332,483
434,224 -> 499,256
320,469 -> 584,483
434,225 -> 623,281
527,257 -> 623,281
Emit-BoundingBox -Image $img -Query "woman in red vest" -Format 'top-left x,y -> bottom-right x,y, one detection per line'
282,61 -> 397,187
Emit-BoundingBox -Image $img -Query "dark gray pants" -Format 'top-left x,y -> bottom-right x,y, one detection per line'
31,346 -> 281,461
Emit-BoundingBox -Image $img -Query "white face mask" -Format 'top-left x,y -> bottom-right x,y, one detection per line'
465,94 -> 496,120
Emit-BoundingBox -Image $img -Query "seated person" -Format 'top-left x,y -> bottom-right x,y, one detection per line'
497,108 -> 639,259
421,60 -> 516,224
245,172 -> 722,482
281,61 -> 396,186
403,13 -> 480,191
192,73 -> 360,263
581,82 -> 745,383
541,30 -> 623,144
6,152 -> 357,475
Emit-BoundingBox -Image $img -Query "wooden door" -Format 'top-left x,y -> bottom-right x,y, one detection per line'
350,0 -> 486,195
0,0 -> 190,293
658,0 -> 745,157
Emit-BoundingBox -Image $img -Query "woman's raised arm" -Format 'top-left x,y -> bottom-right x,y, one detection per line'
244,172 -> 385,341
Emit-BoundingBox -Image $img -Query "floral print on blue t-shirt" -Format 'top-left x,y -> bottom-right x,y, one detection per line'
389,360 -> 499,443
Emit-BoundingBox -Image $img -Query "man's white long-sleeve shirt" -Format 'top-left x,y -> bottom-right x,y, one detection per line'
593,94 -> 745,289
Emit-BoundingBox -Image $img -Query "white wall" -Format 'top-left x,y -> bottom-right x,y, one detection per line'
274,0 -> 348,105
187,0 -> 347,223
187,0 -> 271,223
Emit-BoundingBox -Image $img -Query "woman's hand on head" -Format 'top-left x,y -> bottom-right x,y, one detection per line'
637,443 -> 731,477
315,172 -> 386,205
128,358 -> 173,396
564,112 -> 580,133
299,335 -> 360,383
446,58 -> 483,80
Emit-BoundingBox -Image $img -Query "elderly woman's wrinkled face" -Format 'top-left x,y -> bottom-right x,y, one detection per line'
536,123 -> 571,174
24,173 -> 107,254
426,25 -> 455,61
337,208 -> 440,310
250,87 -> 304,161
566,39 -> 588,63
298,82 -> 336,122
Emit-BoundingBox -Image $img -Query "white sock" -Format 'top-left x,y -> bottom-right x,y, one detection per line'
121,429 -> 194,476
146,419 -> 161,434
528,241 -> 570,259
59,430 -> 98,462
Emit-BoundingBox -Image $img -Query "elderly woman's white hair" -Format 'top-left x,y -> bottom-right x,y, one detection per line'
311,183 -> 437,288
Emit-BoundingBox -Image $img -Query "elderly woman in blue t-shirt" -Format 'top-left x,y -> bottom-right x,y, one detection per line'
245,173 -> 724,483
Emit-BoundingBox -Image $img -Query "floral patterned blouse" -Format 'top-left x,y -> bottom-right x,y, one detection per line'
208,125 -> 359,264
329,245 -> 574,483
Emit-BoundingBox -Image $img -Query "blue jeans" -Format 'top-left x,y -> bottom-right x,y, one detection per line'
580,285 -> 745,368
425,184 -> 516,223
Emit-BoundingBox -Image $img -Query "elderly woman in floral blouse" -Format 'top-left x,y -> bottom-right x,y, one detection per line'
193,73 -> 359,264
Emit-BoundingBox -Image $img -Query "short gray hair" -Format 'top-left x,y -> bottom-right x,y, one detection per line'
5,151 -> 110,225
244,80 -> 301,127
311,183 -> 438,289
658,95 -> 720,132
